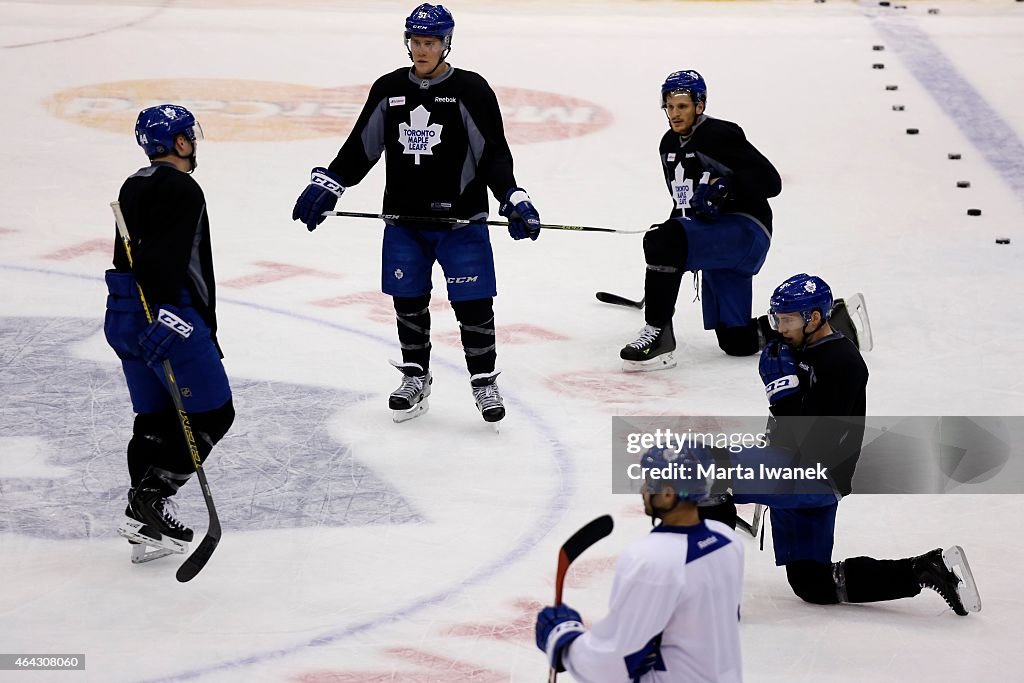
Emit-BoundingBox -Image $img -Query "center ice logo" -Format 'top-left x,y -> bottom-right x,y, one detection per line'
399,105 -> 442,165
671,162 -> 694,210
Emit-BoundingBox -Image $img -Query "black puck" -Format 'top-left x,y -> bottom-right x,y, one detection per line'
996,238 -> 1011,244
892,105 -> 905,111
873,45 -> 885,51
956,181 -> 971,188
948,153 -> 962,160
928,8 -> 940,14
886,84 -> 898,91
906,128 -> 919,135
879,0 -> 890,5
873,63 -> 885,69
967,209 -> 982,216
895,4 -> 907,8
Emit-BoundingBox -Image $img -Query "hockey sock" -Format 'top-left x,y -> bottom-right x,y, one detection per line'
643,266 -> 684,327
715,320 -> 761,356
840,556 -> 921,602
452,298 -> 497,376
394,295 -> 432,373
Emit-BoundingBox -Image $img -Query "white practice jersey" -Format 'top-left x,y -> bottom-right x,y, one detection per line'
563,520 -> 744,683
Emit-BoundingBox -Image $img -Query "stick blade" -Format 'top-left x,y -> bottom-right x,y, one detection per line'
176,534 -> 220,583
595,292 -> 645,309
555,515 -> 614,603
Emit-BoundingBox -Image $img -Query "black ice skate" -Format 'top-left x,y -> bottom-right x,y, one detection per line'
117,487 -> 190,562
389,361 -> 432,423
620,321 -> 676,372
913,546 -> 981,615
470,370 -> 505,426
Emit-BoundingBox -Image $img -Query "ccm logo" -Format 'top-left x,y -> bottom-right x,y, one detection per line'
446,276 -> 478,283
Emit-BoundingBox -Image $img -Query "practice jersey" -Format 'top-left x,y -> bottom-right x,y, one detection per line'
768,332 -> 869,496
327,66 -> 518,227
112,163 -> 219,348
659,116 -> 781,234
564,520 -> 744,683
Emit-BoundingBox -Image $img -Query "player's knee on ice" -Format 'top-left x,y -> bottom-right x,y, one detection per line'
715,321 -> 760,356
785,560 -> 842,605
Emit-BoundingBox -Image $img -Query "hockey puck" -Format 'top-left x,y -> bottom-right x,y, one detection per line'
967,209 -> 982,216
892,105 -> 905,111
996,238 -> 1011,244
873,63 -> 885,69
879,0 -> 890,5
948,153 -> 962,160
886,84 -> 898,91
906,128 -> 919,135
928,8 -> 940,14
895,4 -> 907,8
956,180 -> 971,188
873,45 -> 885,51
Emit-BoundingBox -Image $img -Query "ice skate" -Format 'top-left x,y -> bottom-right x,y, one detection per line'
389,361 -> 432,423
620,321 -> 676,372
471,370 -> 505,427
913,546 -> 981,615
117,488 -> 188,562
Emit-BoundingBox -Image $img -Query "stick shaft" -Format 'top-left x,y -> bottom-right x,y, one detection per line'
323,210 -> 652,234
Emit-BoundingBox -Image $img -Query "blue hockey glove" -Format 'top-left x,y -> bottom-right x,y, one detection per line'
536,604 -> 585,672
759,340 -> 801,403
692,175 -> 731,221
500,187 -> 541,241
292,167 -> 345,232
138,306 -> 194,366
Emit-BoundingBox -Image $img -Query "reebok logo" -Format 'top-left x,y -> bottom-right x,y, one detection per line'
697,536 -> 718,550
434,96 -> 457,103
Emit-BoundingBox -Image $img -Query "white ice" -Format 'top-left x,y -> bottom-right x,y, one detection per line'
1,1 -> 1023,681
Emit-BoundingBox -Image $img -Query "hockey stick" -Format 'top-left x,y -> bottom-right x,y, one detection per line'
323,210 -> 653,235
595,291 -> 645,309
110,201 -> 221,583
548,514 -> 614,683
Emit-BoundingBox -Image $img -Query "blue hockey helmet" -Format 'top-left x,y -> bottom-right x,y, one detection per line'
661,70 -> 708,107
769,273 -> 833,326
405,3 -> 455,47
640,446 -> 711,504
134,104 -> 202,158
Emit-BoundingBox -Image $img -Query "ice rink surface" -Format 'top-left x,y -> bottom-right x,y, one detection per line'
1,0 -> 1023,680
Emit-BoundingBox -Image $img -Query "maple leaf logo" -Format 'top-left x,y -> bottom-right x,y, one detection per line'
398,105 -> 443,165
670,162 -> 693,209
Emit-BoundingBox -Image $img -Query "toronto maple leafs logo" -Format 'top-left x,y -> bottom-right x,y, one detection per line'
399,105 -> 442,165
161,106 -> 179,119
670,162 -> 694,210
805,281 -> 817,293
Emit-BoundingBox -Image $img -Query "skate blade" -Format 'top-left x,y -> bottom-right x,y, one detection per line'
393,398 -> 429,423
117,519 -> 187,555
943,545 -> 982,613
130,543 -> 178,564
622,352 -> 677,373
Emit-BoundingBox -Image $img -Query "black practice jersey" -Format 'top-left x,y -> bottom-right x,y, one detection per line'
112,163 -> 219,347
659,116 -> 781,233
327,66 -> 518,227
768,333 -> 869,496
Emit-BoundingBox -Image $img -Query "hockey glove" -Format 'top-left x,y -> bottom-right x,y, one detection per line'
500,187 -> 541,241
759,340 -> 801,404
536,604 -> 585,672
692,175 -> 731,221
138,306 -> 194,366
292,167 -> 345,232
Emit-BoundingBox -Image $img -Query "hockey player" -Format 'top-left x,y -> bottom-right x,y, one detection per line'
292,3 -> 540,425
105,104 -> 234,561
620,70 -> 781,371
535,447 -> 744,682
737,273 -> 981,614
